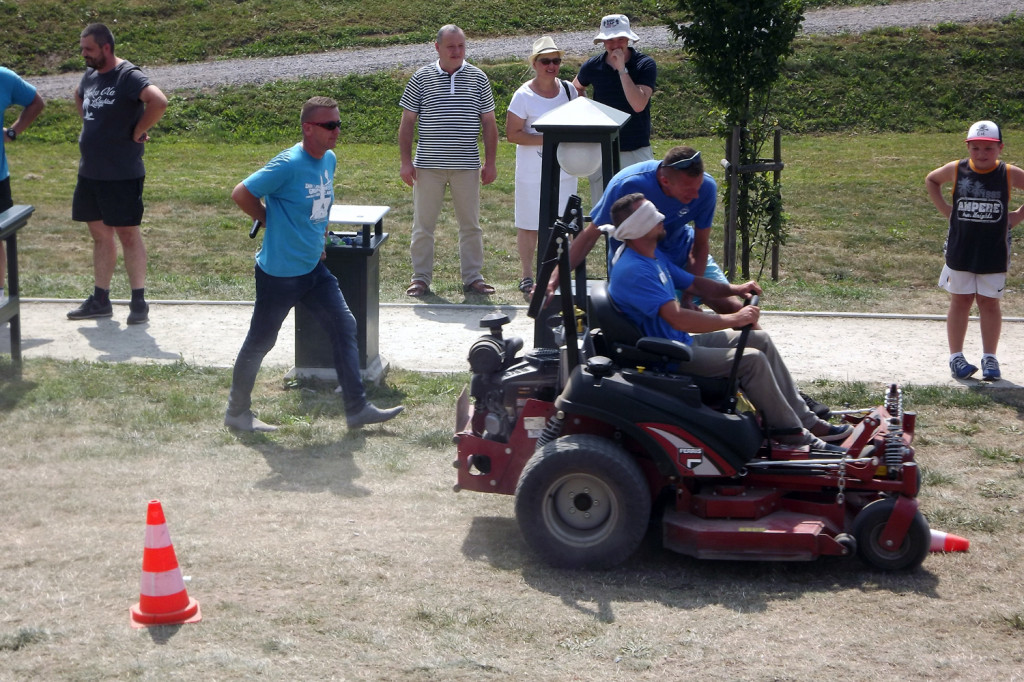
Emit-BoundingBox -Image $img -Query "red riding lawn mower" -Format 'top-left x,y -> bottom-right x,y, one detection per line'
453,196 -> 956,571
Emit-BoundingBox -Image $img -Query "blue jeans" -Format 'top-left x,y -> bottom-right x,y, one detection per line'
228,262 -> 367,416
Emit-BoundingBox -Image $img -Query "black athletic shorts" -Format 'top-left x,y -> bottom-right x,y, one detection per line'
0,176 -> 12,213
72,175 -> 145,227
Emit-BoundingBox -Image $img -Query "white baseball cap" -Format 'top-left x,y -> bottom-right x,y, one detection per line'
966,120 -> 1001,143
594,14 -> 639,44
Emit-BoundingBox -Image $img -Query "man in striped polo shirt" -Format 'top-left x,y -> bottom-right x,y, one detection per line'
399,24 -> 499,297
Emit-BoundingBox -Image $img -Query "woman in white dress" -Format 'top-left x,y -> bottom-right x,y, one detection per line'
506,36 -> 578,297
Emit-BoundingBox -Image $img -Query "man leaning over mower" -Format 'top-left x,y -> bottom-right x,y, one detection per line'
545,145 -> 832,420
605,192 -> 851,453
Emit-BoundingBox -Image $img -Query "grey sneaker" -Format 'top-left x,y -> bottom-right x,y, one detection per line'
346,403 -> 404,429
127,301 -> 150,325
981,356 -> 1001,381
224,409 -> 278,432
67,295 -> 113,320
950,355 -> 978,379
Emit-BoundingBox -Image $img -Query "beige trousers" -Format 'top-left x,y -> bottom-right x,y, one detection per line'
410,168 -> 484,287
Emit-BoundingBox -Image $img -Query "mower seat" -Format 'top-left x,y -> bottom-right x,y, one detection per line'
588,281 -> 689,365
588,281 -> 732,407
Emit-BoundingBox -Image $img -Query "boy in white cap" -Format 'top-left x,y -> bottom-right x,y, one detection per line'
926,120 -> 1024,380
573,14 -> 657,205
606,192 -> 851,451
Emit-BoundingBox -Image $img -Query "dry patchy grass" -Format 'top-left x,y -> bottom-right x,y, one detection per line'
1,363 -> 1023,680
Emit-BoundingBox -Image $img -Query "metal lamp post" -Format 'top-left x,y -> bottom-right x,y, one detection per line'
530,97 -> 630,347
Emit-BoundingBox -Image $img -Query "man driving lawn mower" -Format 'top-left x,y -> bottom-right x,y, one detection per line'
606,192 -> 851,452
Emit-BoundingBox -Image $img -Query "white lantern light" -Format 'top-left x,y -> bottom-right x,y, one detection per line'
555,142 -> 603,178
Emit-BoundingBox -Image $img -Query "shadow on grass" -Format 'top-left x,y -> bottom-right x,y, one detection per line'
460,515 -> 942,624
145,623 -> 183,645
969,384 -> 1024,417
238,431 -> 377,497
0,366 -> 36,411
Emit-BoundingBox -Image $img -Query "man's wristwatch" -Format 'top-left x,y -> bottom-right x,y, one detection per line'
4,128 -> 15,141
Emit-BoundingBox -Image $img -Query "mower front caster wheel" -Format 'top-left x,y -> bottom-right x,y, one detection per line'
852,498 -> 930,571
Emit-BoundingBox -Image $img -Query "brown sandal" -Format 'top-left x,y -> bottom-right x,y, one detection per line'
406,280 -> 430,297
463,279 -> 495,295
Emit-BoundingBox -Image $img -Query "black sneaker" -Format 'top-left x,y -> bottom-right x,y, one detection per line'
127,301 -> 150,325
800,391 -> 831,419
67,295 -> 113,320
811,419 -> 854,443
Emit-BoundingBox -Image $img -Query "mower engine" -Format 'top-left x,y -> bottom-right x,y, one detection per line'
466,313 -> 560,443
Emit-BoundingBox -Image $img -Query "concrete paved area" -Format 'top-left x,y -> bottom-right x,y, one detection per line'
3,299 -> 1023,387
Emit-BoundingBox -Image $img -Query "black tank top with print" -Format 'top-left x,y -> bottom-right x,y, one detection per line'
946,159 -> 1010,274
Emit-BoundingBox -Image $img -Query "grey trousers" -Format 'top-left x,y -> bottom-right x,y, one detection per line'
688,329 -> 817,433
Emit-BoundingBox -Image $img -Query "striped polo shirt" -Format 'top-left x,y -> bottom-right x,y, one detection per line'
399,60 -> 495,170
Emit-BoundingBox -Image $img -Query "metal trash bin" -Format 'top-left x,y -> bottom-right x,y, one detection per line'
0,205 -> 34,380
292,205 -> 390,385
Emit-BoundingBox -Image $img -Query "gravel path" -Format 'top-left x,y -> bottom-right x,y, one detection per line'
30,0 -> 1024,100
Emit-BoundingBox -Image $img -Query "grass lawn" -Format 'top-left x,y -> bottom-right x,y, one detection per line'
0,363 -> 1022,679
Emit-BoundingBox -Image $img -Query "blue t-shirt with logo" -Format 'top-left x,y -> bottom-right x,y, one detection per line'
591,161 -> 717,269
1,67 -> 38,181
243,143 -> 336,277
608,246 -> 695,345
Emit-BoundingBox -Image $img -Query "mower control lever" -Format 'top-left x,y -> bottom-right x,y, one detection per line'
723,294 -> 759,414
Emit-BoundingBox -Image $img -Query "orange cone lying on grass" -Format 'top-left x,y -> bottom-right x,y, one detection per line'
929,529 -> 970,553
129,500 -> 201,628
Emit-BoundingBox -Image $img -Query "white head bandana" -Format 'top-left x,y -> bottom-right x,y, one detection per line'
612,200 -> 665,241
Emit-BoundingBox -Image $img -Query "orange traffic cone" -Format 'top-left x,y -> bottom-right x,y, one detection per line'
129,500 -> 202,628
929,529 -> 970,553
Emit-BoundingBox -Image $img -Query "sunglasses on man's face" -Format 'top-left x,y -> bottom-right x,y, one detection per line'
309,120 -> 342,131
665,150 -> 701,170
537,57 -> 562,66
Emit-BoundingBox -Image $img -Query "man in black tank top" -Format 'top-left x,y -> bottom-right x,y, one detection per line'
926,120 -> 1024,381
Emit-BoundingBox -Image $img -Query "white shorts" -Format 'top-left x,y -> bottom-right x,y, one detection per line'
938,264 -> 1006,298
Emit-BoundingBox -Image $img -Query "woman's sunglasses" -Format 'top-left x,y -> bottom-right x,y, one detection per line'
537,57 -> 562,66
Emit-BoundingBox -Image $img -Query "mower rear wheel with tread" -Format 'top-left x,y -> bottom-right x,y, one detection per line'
514,434 -> 651,569
852,498 -> 930,571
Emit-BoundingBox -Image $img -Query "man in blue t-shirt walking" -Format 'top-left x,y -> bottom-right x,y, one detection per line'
1,66 -> 45,303
225,96 -> 403,433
